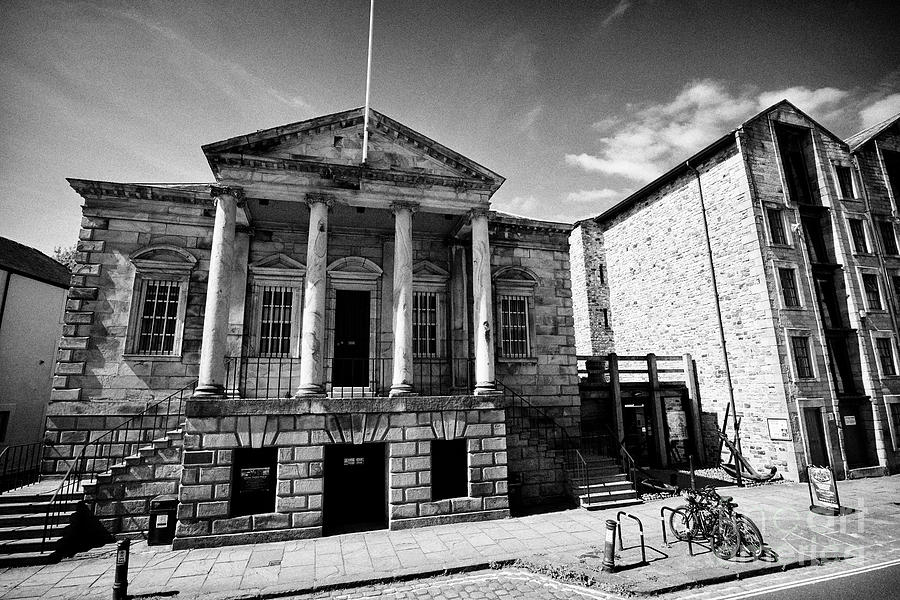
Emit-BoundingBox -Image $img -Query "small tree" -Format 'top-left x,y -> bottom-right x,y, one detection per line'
53,244 -> 78,270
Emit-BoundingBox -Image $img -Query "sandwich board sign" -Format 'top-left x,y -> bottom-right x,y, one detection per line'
807,465 -> 841,515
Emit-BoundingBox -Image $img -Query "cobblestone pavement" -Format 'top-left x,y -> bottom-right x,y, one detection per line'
0,476 -> 897,599
283,569 -> 618,600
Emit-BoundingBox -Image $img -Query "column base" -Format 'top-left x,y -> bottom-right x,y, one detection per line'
474,383 -> 503,396
294,383 -> 326,398
192,384 -> 226,399
389,383 -> 418,397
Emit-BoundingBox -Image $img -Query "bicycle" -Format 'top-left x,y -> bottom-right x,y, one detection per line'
668,487 -> 741,560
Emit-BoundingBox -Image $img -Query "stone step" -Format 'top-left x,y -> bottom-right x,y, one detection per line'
580,496 -> 644,511
577,487 -> 637,503
0,500 -> 79,516
848,466 -> 888,479
572,480 -> 635,494
0,549 -> 58,568
0,493 -> 79,505
0,536 -> 60,555
0,524 -> 66,540
0,513 -> 61,528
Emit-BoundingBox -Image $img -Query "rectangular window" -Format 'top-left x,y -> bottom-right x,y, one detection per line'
601,308 -> 610,329
599,265 -> 606,284
779,268 -> 801,307
136,279 -> 181,355
863,274 -> 882,310
876,337 -> 897,377
231,447 -> 277,517
431,439 -> 468,500
791,336 -> 814,379
0,411 -> 8,443
879,220 -> 898,255
499,295 -> 530,358
835,165 -> 855,198
413,291 -> 438,356
767,209 -> 788,245
849,219 -> 868,253
892,275 -> 900,305
258,286 -> 293,356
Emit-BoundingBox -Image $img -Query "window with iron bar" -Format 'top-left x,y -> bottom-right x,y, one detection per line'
863,273 -> 882,310
778,268 -> 801,307
136,279 -> 181,355
790,336 -> 814,379
876,337 -> 897,377
258,286 -> 293,356
413,291 -> 438,357
499,295 -> 530,358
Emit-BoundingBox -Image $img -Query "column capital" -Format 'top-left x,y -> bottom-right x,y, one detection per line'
390,201 -> 419,215
467,207 -> 490,221
210,185 -> 245,204
305,193 -> 336,209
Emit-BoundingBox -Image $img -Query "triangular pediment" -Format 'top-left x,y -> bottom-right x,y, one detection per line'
202,108 -> 503,189
413,260 -> 450,279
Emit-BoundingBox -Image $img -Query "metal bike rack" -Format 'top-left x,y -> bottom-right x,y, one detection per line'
659,506 -> 695,555
616,511 -> 647,565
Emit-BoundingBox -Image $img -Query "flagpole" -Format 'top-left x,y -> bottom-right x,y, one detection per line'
362,0 -> 374,164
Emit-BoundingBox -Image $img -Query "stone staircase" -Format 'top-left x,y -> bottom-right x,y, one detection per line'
0,481 -> 83,567
567,454 -> 641,511
82,429 -> 184,535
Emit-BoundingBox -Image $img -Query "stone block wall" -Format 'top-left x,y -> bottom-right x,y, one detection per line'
173,396 -> 509,549
600,138 -> 795,476
569,221 -> 613,356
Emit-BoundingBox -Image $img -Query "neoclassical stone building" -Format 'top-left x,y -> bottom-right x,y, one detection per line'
571,103 -> 900,481
46,108 -> 579,547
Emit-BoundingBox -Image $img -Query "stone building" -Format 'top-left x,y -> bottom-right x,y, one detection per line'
43,108 -> 579,548
571,102 -> 900,481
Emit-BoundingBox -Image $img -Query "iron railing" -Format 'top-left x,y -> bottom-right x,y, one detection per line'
0,442 -> 43,493
42,381 -> 194,552
225,355 -> 474,398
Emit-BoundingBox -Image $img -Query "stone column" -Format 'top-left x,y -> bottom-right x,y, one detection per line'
194,186 -> 242,398
390,202 -> 417,396
470,208 -> 499,395
296,195 -> 333,397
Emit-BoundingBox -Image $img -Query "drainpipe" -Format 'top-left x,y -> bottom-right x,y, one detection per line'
854,153 -> 893,464
686,160 -> 743,486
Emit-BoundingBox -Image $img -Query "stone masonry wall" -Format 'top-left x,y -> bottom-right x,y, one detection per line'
569,221 -> 613,356
600,139 -> 796,477
174,397 -> 509,548
45,184 -> 214,474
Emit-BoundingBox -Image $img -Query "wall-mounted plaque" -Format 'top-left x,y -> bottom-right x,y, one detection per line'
767,418 -> 791,441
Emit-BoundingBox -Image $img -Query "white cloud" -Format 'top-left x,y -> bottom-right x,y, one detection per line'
602,1 -> 632,27
566,189 -> 621,203
859,93 -> 900,129
564,79 -> 888,184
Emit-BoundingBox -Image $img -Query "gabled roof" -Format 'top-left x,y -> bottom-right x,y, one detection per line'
201,107 -> 505,192
0,236 -> 70,289
846,112 -> 900,153
587,100 -> 846,225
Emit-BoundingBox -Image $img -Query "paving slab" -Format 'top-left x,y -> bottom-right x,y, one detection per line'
0,476 -> 896,599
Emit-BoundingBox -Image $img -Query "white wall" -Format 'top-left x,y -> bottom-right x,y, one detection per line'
0,269 -> 66,446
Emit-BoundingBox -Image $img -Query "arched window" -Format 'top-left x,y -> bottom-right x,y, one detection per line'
126,245 -> 197,357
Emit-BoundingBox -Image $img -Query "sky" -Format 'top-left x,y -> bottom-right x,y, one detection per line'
1,0 -> 899,255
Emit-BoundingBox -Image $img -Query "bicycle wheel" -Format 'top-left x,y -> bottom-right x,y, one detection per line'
712,511 -> 740,560
737,514 -> 764,558
668,507 -> 696,541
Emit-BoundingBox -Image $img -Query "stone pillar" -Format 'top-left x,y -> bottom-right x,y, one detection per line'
390,202 -> 417,396
194,186 -> 241,398
296,195 -> 333,397
470,209 -> 499,395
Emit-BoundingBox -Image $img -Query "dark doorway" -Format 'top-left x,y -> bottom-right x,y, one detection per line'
231,447 -> 277,517
432,439 -> 468,500
333,290 -> 370,387
803,408 -> 829,467
323,443 -> 387,535
622,402 -> 650,463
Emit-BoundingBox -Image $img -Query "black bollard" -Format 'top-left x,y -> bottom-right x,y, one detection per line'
601,519 -> 617,573
689,455 -> 696,490
112,539 -> 130,600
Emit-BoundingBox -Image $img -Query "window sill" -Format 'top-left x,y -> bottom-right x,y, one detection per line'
123,353 -> 182,362
781,306 -> 806,311
497,356 -> 538,364
769,243 -> 794,249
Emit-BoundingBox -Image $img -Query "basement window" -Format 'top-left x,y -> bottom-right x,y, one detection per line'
431,439 -> 468,500
232,447 -> 277,517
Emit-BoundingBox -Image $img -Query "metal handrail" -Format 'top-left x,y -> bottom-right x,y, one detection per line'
41,380 -> 195,552
0,441 -> 43,493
